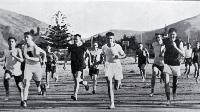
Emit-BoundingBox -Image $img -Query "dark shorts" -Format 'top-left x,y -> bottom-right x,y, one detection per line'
152,64 -> 164,72
46,64 -> 56,73
4,70 -> 23,82
185,58 -> 192,66
89,67 -> 99,77
138,59 -> 147,69
193,57 -> 198,64
71,68 -> 84,80
71,61 -> 86,74
71,66 -> 84,75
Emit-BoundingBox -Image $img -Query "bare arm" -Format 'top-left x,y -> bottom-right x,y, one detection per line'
53,52 -> 58,62
144,48 -> 150,63
63,50 -> 71,70
11,49 -> 24,62
135,50 -> 138,62
191,49 -> 194,59
173,42 -> 185,57
86,49 -> 92,66
0,52 -> 5,62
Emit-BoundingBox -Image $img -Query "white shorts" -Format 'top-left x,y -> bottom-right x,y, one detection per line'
104,62 -> 123,80
24,63 -> 43,81
164,64 -> 181,76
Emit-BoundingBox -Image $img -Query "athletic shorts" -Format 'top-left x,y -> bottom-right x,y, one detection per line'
46,64 -> 56,73
185,58 -> 192,66
104,62 -> 123,80
164,64 -> 181,76
24,63 -> 42,81
193,57 -> 198,64
71,62 -> 86,74
152,64 -> 164,74
4,70 -> 23,82
89,67 -> 99,77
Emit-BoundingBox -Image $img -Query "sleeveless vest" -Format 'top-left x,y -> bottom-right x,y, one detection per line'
164,38 -> 182,66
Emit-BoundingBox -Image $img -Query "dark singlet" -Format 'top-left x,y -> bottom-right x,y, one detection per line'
192,48 -> 200,63
46,52 -> 56,65
68,44 -> 87,69
136,48 -> 147,64
163,38 -> 182,66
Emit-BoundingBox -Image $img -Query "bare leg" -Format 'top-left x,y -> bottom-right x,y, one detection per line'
92,74 -> 97,94
34,80 -> 41,94
164,73 -> 171,105
106,77 -> 115,109
150,66 -> 158,96
3,73 -> 10,100
196,65 -> 200,83
140,64 -> 146,82
23,79 -> 30,101
46,72 -> 50,88
194,63 -> 198,78
73,71 -> 82,100
172,76 -> 178,99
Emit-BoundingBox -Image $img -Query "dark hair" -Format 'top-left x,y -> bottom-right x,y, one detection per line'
106,32 -> 114,37
168,28 -> 177,33
93,41 -> 98,44
74,34 -> 83,42
186,42 -> 190,46
138,43 -> 142,45
74,34 -> 81,38
155,33 -> 162,36
8,37 -> 17,42
24,32 -> 31,35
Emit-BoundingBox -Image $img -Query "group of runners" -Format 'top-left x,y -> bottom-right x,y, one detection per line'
0,27 -> 200,109
136,28 -> 200,105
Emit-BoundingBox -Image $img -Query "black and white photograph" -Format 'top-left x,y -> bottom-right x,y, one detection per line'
1,0 -> 200,112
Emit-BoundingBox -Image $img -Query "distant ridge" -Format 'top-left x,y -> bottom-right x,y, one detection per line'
0,8 -> 48,50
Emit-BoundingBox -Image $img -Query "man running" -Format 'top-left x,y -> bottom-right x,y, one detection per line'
102,32 -> 126,109
0,37 -> 24,106
45,45 -> 58,88
192,41 -> 200,82
135,43 -> 149,82
63,34 -> 90,101
150,33 -> 165,97
89,42 -> 103,94
163,28 -> 184,105
22,32 -> 46,107
184,43 -> 192,78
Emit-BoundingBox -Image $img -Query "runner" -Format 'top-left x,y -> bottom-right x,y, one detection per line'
150,33 -> 165,97
89,42 -> 103,94
63,34 -> 90,101
0,37 -> 24,106
45,45 -> 58,88
163,28 -> 185,105
184,43 -> 192,78
21,32 -> 46,107
192,41 -> 200,82
135,43 -> 149,82
102,32 -> 126,109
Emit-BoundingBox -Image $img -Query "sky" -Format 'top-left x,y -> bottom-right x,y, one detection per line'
0,0 -> 200,38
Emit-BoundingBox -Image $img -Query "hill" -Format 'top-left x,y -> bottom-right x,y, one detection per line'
88,14 -> 200,47
86,29 -> 143,41
0,8 -> 48,50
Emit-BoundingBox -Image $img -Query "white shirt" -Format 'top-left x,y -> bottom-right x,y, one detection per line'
185,48 -> 192,58
102,43 -> 124,63
23,44 -> 41,65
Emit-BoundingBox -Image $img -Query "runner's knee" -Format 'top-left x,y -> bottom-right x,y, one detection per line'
24,79 -> 30,87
